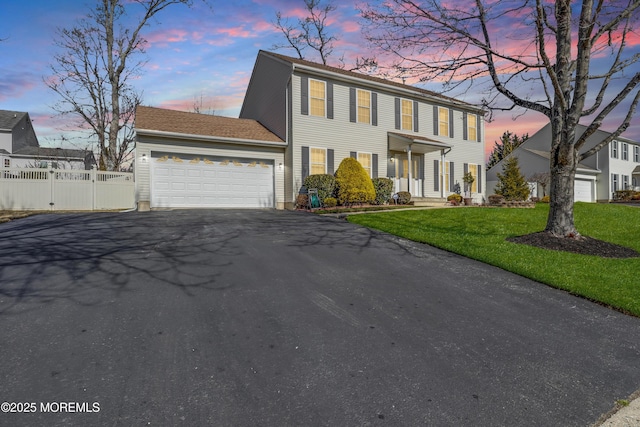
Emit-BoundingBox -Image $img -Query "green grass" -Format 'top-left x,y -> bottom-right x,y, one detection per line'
347,203 -> 640,317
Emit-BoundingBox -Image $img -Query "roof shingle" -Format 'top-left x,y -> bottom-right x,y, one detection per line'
135,106 -> 283,143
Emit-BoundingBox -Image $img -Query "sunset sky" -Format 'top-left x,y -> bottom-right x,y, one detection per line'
1,0 -> 638,160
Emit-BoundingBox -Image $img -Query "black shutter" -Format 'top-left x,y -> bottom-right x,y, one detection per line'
394,98 -> 400,130
433,159 -> 439,192
463,112 -> 468,140
433,105 -> 439,135
350,151 -> 357,159
349,88 -> 356,123
372,93 -> 378,126
413,101 -> 419,132
372,154 -> 378,178
477,165 -> 482,193
477,115 -> 482,142
327,81 -> 334,119
301,76 -> 308,116
327,149 -> 334,174
302,146 -> 309,180
450,162 -> 455,192
387,157 -> 395,178
449,109 -> 454,138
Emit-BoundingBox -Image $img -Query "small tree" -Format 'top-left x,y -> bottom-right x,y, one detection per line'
495,157 -> 530,201
462,172 -> 475,198
334,157 -> 375,205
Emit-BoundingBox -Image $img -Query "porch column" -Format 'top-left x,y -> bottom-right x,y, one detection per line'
440,149 -> 446,198
407,145 -> 412,194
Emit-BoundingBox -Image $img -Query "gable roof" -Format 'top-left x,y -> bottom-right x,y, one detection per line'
0,110 -> 28,131
261,50 -> 482,113
135,106 -> 284,144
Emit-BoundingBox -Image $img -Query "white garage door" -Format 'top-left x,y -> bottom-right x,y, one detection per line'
574,179 -> 593,202
151,154 -> 274,208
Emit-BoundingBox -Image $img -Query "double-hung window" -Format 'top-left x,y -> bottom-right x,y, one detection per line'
401,99 -> 413,131
622,175 -> 629,189
468,164 -> 478,193
622,143 -> 629,161
309,79 -> 326,117
357,90 -> 371,124
611,140 -> 618,159
310,147 -> 327,174
635,146 -> 640,162
467,114 -> 477,141
438,107 -> 450,137
357,152 -> 372,177
612,174 -> 619,192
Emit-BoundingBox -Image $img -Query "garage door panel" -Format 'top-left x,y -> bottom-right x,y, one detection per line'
151,154 -> 274,208
574,179 -> 593,202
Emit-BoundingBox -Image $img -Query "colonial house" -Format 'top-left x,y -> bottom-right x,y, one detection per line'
0,110 -> 96,170
486,123 -> 640,202
134,50 -> 486,210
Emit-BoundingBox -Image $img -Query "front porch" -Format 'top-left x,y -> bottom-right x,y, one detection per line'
388,132 -> 452,198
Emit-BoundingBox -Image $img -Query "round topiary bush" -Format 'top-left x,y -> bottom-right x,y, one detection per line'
334,157 -> 376,206
396,191 -> 411,204
447,194 -> 463,205
372,177 -> 394,205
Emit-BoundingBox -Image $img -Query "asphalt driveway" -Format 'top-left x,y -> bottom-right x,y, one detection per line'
0,210 -> 639,426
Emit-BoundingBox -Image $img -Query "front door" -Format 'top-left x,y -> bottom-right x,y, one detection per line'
394,154 -> 422,196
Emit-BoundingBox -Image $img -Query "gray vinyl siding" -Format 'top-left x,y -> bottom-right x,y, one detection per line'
288,73 -> 485,202
240,54 -> 291,141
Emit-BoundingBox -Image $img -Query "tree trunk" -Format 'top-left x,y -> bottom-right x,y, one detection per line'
545,131 -> 581,238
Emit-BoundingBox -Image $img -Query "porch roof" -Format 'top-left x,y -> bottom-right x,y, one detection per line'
633,165 -> 640,175
388,132 -> 452,154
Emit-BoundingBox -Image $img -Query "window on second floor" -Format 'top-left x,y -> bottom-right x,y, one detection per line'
467,114 -> 477,141
357,90 -> 371,124
401,99 -> 413,131
622,143 -> 629,161
309,79 -> 326,117
611,140 -> 618,159
357,152 -> 372,177
635,146 -> 640,162
310,147 -> 326,174
438,107 -> 450,137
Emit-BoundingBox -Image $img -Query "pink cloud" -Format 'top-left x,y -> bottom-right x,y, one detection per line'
0,71 -> 39,102
216,26 -> 252,38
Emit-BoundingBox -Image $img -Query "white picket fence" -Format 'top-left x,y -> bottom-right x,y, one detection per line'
0,167 -> 135,211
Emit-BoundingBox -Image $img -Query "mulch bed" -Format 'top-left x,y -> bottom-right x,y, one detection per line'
507,231 -> 640,258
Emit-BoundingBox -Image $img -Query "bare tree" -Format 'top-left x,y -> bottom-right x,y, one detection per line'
273,0 -> 377,72
361,0 -> 640,239
273,0 -> 337,65
46,0 -> 203,171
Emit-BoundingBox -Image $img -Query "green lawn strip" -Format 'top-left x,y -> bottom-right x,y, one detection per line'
347,203 -> 640,317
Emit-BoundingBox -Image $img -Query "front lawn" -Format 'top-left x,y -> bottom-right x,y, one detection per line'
347,203 -> 640,317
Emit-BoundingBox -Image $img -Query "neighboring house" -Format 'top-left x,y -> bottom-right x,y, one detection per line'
486,123 -> 640,202
134,50 -> 486,210
0,110 -> 97,170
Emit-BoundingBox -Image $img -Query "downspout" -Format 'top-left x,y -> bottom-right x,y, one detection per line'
441,147 -> 452,198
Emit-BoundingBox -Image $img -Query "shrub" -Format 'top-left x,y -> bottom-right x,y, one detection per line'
495,156 -> 530,201
447,194 -> 463,205
372,178 -> 394,205
304,174 -> 336,202
323,197 -> 337,207
488,194 -> 504,205
396,191 -> 412,204
296,194 -> 309,209
334,158 -> 376,205
540,195 -> 550,203
614,190 -> 636,201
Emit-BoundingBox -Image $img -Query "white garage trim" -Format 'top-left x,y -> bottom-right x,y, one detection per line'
150,152 -> 275,208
